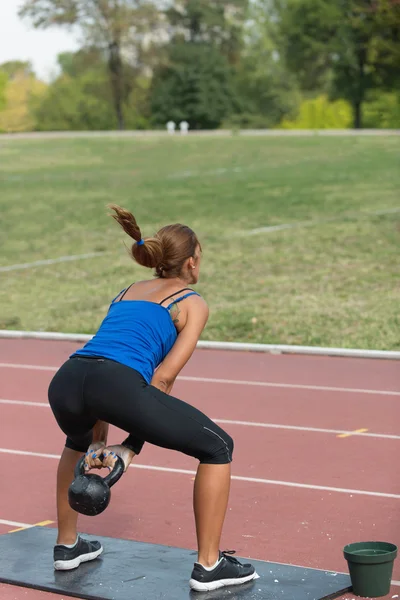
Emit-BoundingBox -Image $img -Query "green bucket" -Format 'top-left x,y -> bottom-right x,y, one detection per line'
343,541 -> 397,598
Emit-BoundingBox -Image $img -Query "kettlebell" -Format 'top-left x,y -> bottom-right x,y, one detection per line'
68,453 -> 125,516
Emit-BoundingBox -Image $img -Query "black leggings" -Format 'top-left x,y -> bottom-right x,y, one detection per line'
48,356 -> 233,465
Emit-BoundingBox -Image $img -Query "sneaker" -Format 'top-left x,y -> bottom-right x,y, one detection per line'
189,550 -> 259,592
53,535 -> 103,570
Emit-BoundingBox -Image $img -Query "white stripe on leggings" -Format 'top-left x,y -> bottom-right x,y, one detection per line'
203,427 -> 232,462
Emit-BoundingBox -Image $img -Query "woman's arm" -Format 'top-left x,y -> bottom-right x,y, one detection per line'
151,295 -> 209,394
84,421 -> 110,470
91,420 -> 109,445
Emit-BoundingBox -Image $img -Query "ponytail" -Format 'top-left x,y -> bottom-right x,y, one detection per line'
109,204 -> 200,279
108,204 -> 163,270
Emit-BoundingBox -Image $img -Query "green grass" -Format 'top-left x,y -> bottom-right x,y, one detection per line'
1,134 -> 399,350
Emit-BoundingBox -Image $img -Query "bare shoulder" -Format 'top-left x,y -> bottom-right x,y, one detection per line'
187,293 -> 209,321
191,292 -> 208,307
190,294 -> 209,311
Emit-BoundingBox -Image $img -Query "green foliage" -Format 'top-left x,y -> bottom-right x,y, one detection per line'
166,0 -> 248,64
369,0 -> 400,87
230,4 -> 301,127
150,43 -> 236,129
0,61 -> 34,79
274,0 -> 400,128
123,76 -> 152,130
278,95 -> 352,129
9,0 -> 400,131
328,0 -> 382,127
57,49 -> 104,78
31,72 -> 115,131
30,48 -> 151,131
363,91 -> 400,128
19,0 -> 162,129
0,69 -> 47,132
0,71 -> 7,113
234,59 -> 301,128
275,0 -> 340,92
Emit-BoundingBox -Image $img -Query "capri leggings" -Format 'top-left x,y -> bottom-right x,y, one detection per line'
48,356 -> 233,465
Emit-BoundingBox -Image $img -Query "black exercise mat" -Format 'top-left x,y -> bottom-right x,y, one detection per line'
0,527 -> 352,600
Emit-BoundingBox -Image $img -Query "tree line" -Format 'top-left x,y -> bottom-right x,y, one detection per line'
0,0 -> 399,132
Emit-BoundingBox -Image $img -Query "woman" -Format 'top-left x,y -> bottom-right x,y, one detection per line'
48,205 -> 257,592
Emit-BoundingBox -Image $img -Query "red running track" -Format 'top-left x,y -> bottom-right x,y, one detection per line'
0,338 -> 399,600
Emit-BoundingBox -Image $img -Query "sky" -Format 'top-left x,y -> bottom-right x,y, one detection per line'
0,0 -> 80,81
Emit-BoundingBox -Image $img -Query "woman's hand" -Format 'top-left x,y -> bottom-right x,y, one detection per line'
102,444 -> 136,473
84,442 -> 106,471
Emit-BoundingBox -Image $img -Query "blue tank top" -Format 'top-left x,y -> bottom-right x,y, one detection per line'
71,286 -> 199,383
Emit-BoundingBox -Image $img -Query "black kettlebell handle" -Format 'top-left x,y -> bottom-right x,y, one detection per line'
75,453 -> 125,488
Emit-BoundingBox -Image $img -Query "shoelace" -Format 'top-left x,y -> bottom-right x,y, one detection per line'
221,550 -> 242,566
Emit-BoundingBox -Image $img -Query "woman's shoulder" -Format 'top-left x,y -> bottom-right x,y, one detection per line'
186,292 -> 209,314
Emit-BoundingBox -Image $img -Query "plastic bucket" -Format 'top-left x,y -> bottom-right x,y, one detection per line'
343,541 -> 397,598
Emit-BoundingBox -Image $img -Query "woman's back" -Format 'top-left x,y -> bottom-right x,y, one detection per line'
71,280 -> 200,383
113,279 -> 199,331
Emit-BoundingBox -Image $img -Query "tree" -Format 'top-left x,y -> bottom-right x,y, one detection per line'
31,49 -> 151,130
376,0 -> 400,88
0,61 -> 35,79
0,67 -> 46,132
233,58 -> 301,128
165,0 -> 248,64
31,70 -> 116,131
150,42 -> 236,129
232,2 -> 301,127
149,0 -> 250,128
273,0 -> 400,128
19,0 -> 162,129
272,0 -> 340,92
330,0 -> 400,128
57,48 -> 104,78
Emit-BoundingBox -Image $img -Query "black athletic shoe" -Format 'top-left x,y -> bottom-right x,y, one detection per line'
53,535 -> 103,570
189,550 -> 259,592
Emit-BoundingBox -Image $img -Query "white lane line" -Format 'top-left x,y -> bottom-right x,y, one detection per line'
1,209 -> 398,271
0,363 -> 57,372
0,519 -> 32,528
0,447 -> 399,499
245,208 -> 400,236
179,376 -> 400,397
168,166 -> 249,179
1,398 -> 399,441
247,221 -> 312,235
0,252 -> 106,273
0,398 -> 49,407
0,363 -> 399,397
214,418 -> 400,441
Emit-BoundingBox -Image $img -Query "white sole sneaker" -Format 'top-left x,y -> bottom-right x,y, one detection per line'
189,570 -> 259,591
54,545 -> 103,571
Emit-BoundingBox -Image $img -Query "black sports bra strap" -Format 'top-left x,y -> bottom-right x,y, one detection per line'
159,288 -> 193,306
118,283 -> 134,302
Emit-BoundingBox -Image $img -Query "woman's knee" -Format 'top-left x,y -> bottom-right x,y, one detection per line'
192,425 -> 234,465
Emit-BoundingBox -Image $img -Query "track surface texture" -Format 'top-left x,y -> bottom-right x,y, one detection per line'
0,338 -> 399,600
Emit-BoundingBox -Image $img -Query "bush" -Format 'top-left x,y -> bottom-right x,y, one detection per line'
363,92 -> 400,129
278,94 -> 352,129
